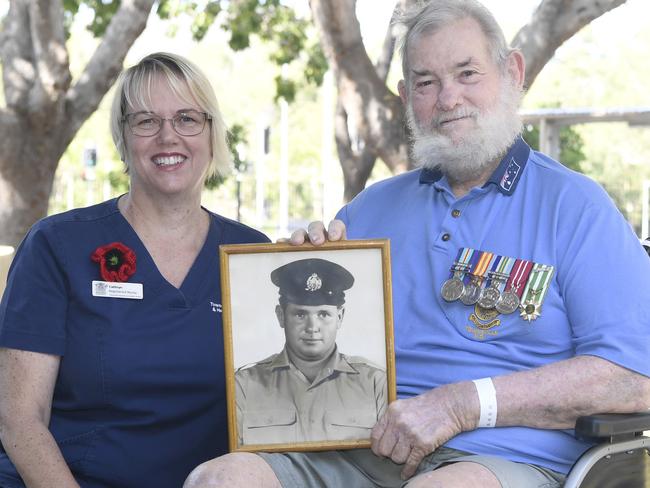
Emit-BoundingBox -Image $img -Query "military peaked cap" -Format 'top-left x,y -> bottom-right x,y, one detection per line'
271,258 -> 354,306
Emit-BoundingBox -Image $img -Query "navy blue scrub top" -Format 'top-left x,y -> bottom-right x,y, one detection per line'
0,198 -> 269,488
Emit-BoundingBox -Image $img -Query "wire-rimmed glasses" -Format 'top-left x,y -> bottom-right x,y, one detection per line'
122,110 -> 211,137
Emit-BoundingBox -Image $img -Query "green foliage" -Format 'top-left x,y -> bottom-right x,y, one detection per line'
304,43 -> 328,86
108,167 -> 130,194
522,124 -> 586,173
205,123 -> 249,190
63,0 -> 120,38
62,0 -> 328,103
157,1 -> 223,40
274,76 -> 297,103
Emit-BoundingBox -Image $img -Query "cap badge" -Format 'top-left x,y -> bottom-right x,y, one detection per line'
305,273 -> 322,291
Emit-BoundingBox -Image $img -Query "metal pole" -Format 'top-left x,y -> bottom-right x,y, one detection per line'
279,96 -> 289,236
321,70 -> 335,223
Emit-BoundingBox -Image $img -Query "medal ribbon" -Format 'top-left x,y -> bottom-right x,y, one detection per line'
520,264 -> 555,309
448,247 -> 474,278
505,258 -> 534,298
463,249 -> 481,284
469,251 -> 495,283
490,256 -> 515,293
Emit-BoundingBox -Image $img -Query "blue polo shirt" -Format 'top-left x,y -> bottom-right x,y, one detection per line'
336,137 -> 650,474
0,198 -> 269,488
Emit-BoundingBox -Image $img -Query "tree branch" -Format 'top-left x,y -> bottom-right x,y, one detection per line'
28,0 -> 71,111
64,0 -> 157,143
513,0 -> 627,87
375,4 -> 402,81
334,101 -> 377,202
0,1 -> 34,112
310,0 -> 406,170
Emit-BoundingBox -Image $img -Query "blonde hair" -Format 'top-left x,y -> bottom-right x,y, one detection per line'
110,52 -> 231,180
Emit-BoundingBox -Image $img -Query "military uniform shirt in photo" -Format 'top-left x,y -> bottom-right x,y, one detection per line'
0,198 -> 269,488
336,136 -> 650,475
236,347 -> 387,445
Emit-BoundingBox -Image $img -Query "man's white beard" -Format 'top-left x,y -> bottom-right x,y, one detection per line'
407,79 -> 523,184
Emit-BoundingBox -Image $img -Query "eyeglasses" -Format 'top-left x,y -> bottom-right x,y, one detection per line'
122,110 -> 212,137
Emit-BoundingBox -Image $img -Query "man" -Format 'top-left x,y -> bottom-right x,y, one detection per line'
185,1 -> 650,487
235,258 -> 387,446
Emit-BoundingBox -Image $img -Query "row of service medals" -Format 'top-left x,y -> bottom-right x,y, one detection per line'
440,248 -> 555,322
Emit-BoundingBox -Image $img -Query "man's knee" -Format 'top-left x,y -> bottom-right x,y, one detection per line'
404,461 -> 501,488
183,452 -> 281,488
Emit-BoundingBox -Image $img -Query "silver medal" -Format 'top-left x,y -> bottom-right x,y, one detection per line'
478,286 -> 500,309
496,290 -> 520,314
460,278 -> 482,305
441,277 -> 465,302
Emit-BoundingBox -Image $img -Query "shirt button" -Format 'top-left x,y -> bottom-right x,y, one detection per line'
451,209 -> 461,218
442,233 -> 451,241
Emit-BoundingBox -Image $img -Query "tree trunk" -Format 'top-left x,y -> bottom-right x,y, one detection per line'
310,0 -> 628,202
0,0 -> 156,249
310,0 -> 408,202
513,0 -> 627,87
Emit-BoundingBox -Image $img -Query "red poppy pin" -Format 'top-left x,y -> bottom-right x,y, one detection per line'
91,242 -> 136,282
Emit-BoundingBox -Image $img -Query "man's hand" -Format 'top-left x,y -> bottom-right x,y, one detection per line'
278,220 -> 346,245
371,382 -> 478,480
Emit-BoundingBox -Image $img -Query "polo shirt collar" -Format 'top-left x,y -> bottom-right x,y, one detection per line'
418,135 -> 531,196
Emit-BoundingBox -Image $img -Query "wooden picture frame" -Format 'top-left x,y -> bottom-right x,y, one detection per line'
220,240 -> 396,453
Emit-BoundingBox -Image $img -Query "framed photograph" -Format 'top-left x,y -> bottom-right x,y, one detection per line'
220,240 -> 396,453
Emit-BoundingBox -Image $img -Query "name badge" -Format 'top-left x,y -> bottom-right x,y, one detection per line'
92,280 -> 143,300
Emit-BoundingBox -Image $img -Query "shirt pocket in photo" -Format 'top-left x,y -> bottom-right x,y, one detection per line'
242,409 -> 297,445
325,409 -> 376,441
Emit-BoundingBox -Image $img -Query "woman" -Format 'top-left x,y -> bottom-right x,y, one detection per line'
0,53 -> 269,488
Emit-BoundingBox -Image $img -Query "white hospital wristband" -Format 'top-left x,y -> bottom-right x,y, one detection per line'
472,378 -> 497,428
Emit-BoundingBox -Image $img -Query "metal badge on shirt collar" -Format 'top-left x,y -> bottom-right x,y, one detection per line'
305,273 -> 322,291
500,158 -> 521,192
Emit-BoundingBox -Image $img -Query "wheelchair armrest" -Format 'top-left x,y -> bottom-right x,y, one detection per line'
575,412 -> 650,442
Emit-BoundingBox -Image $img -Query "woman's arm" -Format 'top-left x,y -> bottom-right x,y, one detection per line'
0,348 -> 80,488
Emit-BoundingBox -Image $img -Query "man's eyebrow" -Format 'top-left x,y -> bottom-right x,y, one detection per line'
411,57 -> 475,76
457,57 -> 474,68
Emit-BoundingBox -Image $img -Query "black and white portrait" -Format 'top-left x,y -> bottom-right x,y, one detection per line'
220,241 -> 396,452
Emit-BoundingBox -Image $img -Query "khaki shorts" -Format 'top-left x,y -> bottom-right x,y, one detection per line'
258,447 -> 565,488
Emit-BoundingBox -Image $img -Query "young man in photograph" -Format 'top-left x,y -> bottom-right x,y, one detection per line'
235,258 -> 387,445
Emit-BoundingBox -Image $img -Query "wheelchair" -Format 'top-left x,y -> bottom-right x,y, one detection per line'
565,412 -> 650,487
566,238 -> 650,487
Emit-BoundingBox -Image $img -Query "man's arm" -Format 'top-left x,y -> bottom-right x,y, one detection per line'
372,355 -> 650,480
